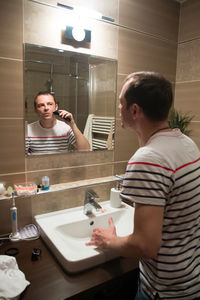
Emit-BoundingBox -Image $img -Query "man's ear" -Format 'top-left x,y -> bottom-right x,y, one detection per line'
130,103 -> 137,117
130,103 -> 142,119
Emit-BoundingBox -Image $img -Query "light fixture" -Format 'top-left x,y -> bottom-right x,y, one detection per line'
57,3 -> 115,22
65,26 -> 91,43
73,7 -> 102,20
72,26 -> 86,42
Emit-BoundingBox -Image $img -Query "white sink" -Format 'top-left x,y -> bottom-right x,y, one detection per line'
34,201 -> 134,273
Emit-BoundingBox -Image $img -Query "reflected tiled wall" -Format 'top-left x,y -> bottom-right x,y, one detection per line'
0,0 -> 180,188
175,0 -> 200,149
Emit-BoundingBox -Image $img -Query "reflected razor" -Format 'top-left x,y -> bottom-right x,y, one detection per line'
53,110 -> 71,122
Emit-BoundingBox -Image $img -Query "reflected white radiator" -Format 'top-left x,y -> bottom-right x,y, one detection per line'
92,116 -> 115,150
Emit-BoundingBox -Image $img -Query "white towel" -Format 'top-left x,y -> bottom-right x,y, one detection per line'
106,120 -> 114,150
0,255 -> 30,300
83,114 -> 94,151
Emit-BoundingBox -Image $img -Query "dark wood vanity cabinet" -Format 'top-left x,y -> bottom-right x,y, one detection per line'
0,238 -> 139,300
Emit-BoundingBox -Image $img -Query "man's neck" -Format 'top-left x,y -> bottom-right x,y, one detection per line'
137,121 -> 170,147
39,118 -> 56,129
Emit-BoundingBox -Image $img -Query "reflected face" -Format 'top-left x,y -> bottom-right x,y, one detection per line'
34,94 -> 58,120
118,80 -> 134,130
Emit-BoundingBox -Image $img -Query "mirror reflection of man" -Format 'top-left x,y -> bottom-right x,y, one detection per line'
25,91 -> 90,155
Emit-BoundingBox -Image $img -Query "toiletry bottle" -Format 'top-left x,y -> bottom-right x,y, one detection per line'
110,181 -> 122,208
10,192 -> 19,239
0,182 -> 5,195
42,176 -> 50,190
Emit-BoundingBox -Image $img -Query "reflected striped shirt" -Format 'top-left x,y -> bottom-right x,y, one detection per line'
26,120 -> 76,155
121,129 -> 200,299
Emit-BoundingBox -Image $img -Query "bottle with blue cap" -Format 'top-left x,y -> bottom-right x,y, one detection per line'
42,176 -> 50,190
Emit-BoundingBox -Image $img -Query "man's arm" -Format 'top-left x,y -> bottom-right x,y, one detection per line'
70,122 -> 90,151
86,203 -> 164,259
58,109 -> 90,151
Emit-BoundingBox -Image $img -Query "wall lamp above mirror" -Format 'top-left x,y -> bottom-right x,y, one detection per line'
65,26 -> 91,43
24,43 -> 117,156
56,2 -> 115,23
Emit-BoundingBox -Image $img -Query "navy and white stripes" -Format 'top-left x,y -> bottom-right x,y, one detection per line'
121,129 -> 200,299
26,119 -> 76,155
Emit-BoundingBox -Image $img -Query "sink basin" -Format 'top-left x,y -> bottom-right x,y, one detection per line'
34,201 -> 134,273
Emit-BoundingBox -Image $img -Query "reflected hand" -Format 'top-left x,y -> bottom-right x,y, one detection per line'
57,109 -> 74,124
86,217 -> 116,249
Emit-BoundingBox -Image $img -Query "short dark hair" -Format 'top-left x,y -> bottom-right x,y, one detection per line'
34,91 -> 56,108
124,71 -> 173,121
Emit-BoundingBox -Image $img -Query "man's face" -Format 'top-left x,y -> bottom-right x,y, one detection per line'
34,94 -> 58,120
118,80 -> 134,130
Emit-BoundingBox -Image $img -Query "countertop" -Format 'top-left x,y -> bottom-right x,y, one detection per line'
0,238 -> 139,300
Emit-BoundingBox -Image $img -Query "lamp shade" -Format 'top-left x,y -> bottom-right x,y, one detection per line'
65,26 -> 91,43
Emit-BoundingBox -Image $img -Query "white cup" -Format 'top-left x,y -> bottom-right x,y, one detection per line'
0,183 -> 6,195
110,188 -> 121,208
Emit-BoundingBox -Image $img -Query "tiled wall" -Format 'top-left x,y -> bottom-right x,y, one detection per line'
0,0 -> 180,189
2,0 -> 200,234
175,0 -> 200,149
0,177 -> 117,233
0,0 -> 25,186
114,0 -> 179,174
24,0 -> 118,186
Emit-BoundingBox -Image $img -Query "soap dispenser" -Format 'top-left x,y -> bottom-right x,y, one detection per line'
110,181 -> 122,208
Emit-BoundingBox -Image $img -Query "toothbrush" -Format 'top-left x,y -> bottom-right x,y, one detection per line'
10,192 -> 19,239
115,174 -> 124,180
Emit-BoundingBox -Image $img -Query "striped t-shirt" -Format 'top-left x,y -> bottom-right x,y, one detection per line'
26,120 -> 76,155
121,129 -> 200,299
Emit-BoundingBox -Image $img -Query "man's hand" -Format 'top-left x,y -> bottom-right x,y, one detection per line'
58,109 -> 74,125
57,109 -> 90,151
86,217 -> 117,249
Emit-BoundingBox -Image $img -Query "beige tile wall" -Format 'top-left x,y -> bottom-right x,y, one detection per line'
0,0 -> 23,59
89,62 -> 116,117
0,178 -> 116,233
0,0 -> 25,186
175,0 -> 200,149
22,0 -> 179,188
0,0 -> 183,231
25,148 -> 114,185
118,27 -> 177,82
115,0 -> 179,169
119,0 -> 179,42
178,0 -> 200,43
24,1 -> 118,59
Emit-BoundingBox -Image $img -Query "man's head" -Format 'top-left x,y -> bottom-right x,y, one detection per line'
120,71 -> 173,123
34,91 -> 58,120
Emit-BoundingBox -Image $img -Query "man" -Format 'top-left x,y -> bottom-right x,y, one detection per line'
86,71 -> 200,299
26,91 -> 90,154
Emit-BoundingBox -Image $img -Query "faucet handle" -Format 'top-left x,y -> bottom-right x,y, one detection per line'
84,189 -> 102,215
86,189 -> 99,201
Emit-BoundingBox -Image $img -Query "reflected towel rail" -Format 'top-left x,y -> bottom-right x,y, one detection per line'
92,116 -> 115,150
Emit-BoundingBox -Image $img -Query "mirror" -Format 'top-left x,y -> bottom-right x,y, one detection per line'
24,43 -> 117,155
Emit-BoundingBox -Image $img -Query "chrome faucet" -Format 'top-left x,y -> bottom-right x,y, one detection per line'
84,189 -> 102,215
